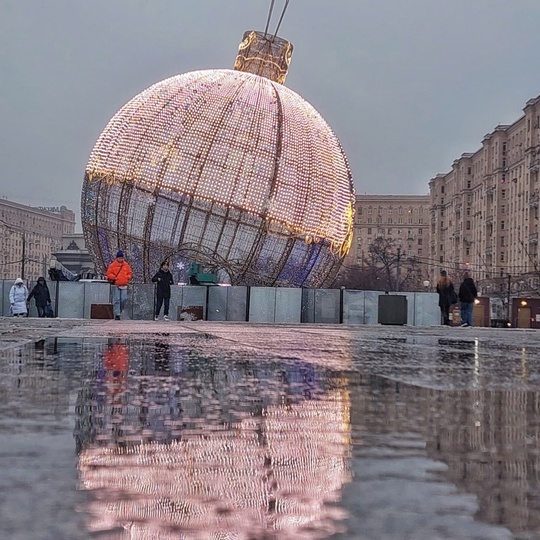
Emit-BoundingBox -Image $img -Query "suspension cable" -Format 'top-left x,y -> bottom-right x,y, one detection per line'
264,0 -> 290,39
272,0 -> 290,39
264,0 -> 276,36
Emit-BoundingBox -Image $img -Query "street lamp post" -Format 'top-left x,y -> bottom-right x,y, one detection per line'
21,232 -> 26,279
396,247 -> 401,291
1,220 -> 28,280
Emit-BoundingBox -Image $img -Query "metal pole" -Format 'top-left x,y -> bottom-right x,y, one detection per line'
396,247 -> 401,292
21,232 -> 26,279
507,273 -> 511,325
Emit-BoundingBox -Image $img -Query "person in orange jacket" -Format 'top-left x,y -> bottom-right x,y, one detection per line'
103,340 -> 129,405
106,250 -> 133,320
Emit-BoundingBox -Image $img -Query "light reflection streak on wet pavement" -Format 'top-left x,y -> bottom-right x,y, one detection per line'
1,323 -> 540,539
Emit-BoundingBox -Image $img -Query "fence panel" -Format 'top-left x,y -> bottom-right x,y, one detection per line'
83,283 -> 111,319
57,282 -> 85,318
131,284 -> 155,320
413,293 -> 440,326
249,287 -> 276,322
363,291 -> 383,325
207,286 -> 248,321
0,281 -> 7,317
180,287 -> 207,321
168,286 -> 184,321
342,290 -> 365,324
275,288 -> 302,323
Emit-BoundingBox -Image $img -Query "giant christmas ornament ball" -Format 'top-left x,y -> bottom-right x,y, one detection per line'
81,31 -> 355,286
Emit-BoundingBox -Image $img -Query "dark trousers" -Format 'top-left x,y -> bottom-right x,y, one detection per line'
155,296 -> 170,317
37,306 -> 46,318
440,305 -> 450,325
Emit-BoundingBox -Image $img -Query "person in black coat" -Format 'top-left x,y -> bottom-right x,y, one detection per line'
458,271 -> 478,327
151,261 -> 174,320
436,269 -> 456,326
27,276 -> 52,318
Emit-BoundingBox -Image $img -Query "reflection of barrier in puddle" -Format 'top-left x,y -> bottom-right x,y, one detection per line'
75,340 -> 352,539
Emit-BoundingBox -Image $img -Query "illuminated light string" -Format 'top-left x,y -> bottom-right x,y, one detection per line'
83,62 -> 354,286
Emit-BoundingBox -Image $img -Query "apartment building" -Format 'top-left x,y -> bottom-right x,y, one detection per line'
0,198 -> 76,281
429,94 -> 540,293
344,194 -> 431,282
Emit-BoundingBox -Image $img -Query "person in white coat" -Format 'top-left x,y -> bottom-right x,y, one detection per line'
9,277 -> 29,317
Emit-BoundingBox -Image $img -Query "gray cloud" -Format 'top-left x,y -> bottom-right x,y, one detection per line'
1,0 -> 540,229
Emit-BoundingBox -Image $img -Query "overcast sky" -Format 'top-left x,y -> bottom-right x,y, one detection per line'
2,0 -> 540,230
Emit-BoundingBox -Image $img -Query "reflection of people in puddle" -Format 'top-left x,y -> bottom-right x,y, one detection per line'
154,339 -> 170,373
103,340 -> 129,404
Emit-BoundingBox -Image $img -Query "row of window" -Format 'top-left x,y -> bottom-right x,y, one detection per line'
358,206 -> 425,215
361,217 -> 425,225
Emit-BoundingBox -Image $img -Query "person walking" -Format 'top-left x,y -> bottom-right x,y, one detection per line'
106,250 -> 133,320
9,277 -> 29,317
436,270 -> 456,326
151,261 -> 174,320
458,271 -> 478,327
27,276 -> 52,318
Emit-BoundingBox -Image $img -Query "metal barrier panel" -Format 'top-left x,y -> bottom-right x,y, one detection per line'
0,281 -> 7,316
401,292 -> 415,325
363,291 -> 383,325
275,288 -> 302,323
225,286 -> 248,321
83,283 -> 111,319
131,284 -> 155,320
343,290 -> 366,324
249,287 -> 276,322
301,289 -> 315,323
168,286 -> 184,321
181,286 -> 207,320
57,282 -> 85,318
315,289 -> 341,323
207,286 -> 248,321
413,292 -> 440,326
207,286 -> 227,321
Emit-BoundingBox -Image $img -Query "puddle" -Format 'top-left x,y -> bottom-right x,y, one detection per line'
2,333 -> 540,538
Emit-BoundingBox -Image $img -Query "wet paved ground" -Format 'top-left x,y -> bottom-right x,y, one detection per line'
1,318 -> 540,539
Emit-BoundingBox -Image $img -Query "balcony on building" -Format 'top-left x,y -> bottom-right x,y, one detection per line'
529,232 -> 539,244
530,193 -> 539,208
485,214 -> 494,225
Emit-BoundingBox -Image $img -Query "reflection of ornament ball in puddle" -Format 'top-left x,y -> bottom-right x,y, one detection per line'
81,32 -> 355,287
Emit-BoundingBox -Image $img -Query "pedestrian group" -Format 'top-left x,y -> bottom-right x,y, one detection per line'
436,269 -> 478,327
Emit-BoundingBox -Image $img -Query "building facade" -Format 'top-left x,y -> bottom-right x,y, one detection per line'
343,194 -> 431,289
429,94 -> 540,295
0,199 -> 76,282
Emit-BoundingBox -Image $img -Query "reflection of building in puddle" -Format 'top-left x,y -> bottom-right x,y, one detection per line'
76,340 -> 352,539
0,341 -> 70,416
356,377 -> 540,537
425,388 -> 540,535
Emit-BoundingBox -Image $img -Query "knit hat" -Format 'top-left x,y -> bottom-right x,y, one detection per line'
440,270 -> 447,276
116,250 -> 124,258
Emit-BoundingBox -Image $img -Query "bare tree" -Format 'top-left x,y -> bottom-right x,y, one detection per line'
333,263 -> 386,290
366,237 -> 427,292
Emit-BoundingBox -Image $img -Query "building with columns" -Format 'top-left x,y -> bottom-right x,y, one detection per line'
429,94 -> 540,295
0,198 -> 76,282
